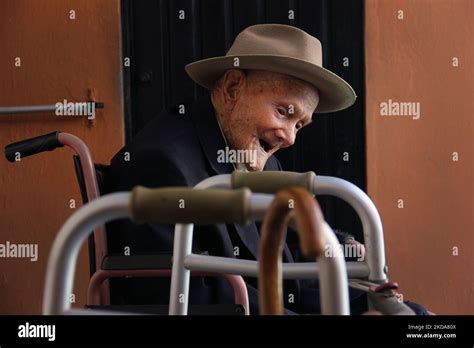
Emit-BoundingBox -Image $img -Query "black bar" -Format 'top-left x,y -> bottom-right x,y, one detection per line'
0,315 -> 472,345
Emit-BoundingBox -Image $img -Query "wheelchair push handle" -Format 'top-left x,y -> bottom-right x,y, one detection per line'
4,131 -> 63,162
231,171 -> 316,193
130,186 -> 252,225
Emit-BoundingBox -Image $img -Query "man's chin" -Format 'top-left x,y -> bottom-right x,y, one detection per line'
245,159 -> 267,172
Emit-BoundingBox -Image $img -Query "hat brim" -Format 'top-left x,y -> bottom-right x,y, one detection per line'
185,54 -> 357,113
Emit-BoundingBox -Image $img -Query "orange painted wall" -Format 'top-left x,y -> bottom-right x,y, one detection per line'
0,0 -> 124,313
365,0 -> 473,313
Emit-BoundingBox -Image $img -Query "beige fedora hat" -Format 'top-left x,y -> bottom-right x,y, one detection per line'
185,24 -> 357,113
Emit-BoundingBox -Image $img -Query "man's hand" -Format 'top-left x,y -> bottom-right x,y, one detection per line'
343,238 -> 366,261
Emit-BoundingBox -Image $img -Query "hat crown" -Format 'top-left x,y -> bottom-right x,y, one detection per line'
227,24 -> 322,66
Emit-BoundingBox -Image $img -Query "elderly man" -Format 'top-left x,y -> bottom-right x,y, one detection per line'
106,24 -> 425,315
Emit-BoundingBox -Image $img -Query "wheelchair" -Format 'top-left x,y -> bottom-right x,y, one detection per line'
5,131 -> 248,315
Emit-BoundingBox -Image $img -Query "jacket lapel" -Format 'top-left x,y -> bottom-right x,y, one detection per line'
190,95 -> 234,175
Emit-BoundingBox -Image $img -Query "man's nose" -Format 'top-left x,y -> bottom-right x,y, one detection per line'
275,127 -> 296,148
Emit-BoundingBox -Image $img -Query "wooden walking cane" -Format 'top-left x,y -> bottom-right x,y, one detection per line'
258,187 -> 326,315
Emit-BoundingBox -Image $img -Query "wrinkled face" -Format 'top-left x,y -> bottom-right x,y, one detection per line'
215,70 -> 320,171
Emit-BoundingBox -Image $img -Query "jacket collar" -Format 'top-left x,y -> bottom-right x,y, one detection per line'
190,94 -> 235,175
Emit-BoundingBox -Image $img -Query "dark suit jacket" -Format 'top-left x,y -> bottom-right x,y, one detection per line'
105,94 -> 359,314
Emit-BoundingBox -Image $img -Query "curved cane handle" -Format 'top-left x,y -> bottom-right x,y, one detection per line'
258,187 -> 326,315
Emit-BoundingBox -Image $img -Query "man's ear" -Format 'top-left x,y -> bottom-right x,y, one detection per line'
222,69 -> 246,110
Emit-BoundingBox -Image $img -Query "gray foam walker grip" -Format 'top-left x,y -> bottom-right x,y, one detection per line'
231,171 -> 316,193
130,186 -> 251,225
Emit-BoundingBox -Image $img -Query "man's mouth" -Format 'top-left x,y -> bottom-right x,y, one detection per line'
258,138 -> 274,154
